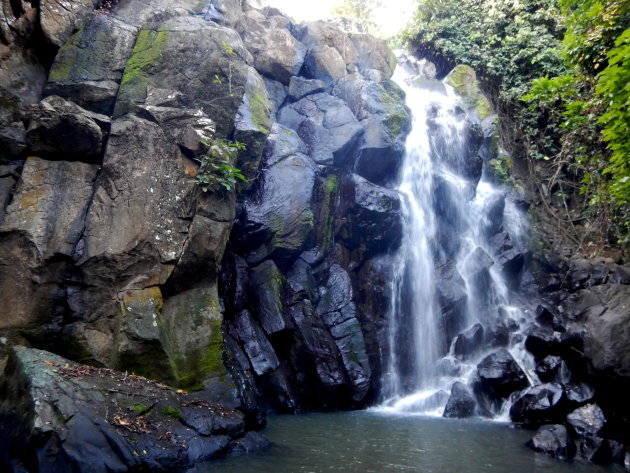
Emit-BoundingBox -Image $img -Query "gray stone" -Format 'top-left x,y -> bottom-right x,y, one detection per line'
40,0 -> 102,47
46,13 -> 139,114
567,404 -> 606,437
443,382 -> 477,418
231,310 -> 280,376
350,34 -> 396,78
0,346 -> 264,472
288,76 -> 327,102
240,14 -> 306,85
509,383 -> 566,427
25,96 -> 110,159
527,424 -> 576,459
243,152 -> 317,265
1,157 -> 98,258
250,260 -> 290,335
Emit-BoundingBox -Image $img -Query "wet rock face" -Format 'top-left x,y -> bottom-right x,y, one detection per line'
0,0 -> 273,397
518,253 -> 630,467
0,347 -> 269,472
218,6 -> 409,414
0,0 -> 409,428
473,348 -> 529,414
527,425 -> 576,459
443,381 -> 477,418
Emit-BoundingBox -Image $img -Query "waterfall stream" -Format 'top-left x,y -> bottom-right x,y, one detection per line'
378,57 -> 535,417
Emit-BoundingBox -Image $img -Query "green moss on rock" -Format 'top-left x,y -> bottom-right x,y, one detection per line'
115,28 -> 168,115
380,80 -> 409,138
445,65 -> 493,120
318,174 -> 340,250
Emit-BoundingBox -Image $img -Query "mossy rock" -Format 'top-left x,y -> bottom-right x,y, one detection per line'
445,65 -> 493,120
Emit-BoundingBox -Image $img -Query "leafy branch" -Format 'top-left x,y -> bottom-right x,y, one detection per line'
192,139 -> 248,193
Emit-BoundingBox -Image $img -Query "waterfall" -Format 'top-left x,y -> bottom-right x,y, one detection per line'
378,56 -> 534,417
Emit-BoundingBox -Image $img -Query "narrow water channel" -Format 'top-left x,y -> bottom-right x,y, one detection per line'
192,412 -> 622,473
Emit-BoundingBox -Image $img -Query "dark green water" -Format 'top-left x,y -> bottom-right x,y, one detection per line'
192,411 -> 621,473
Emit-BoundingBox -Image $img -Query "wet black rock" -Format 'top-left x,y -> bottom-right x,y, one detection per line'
535,356 -> 571,384
0,347 -> 268,473
564,383 -> 595,406
566,404 -> 606,438
443,382 -> 477,418
509,383 -> 566,428
526,424 -> 576,459
473,348 -> 529,413
453,323 -> 484,360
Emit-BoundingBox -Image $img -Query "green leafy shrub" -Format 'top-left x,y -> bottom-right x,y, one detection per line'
192,139 -> 248,193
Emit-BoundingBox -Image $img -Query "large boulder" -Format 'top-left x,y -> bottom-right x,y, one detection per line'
527,425 -> 576,460
278,92 -> 363,167
230,310 -> 279,376
241,152 -> 317,266
0,157 -> 98,329
239,12 -> 306,85
443,382 -> 477,418
473,348 -> 529,413
336,173 -> 402,257
332,78 -> 409,185
566,404 -> 606,438
0,346 -> 267,472
45,12 -> 138,114
25,96 -> 110,159
509,383 -> 567,427
570,285 -> 630,378
40,0 -> 103,47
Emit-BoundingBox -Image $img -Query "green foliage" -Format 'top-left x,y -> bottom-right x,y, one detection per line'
596,28 -> 630,204
490,156 -> 513,183
523,0 -> 630,246
402,0 -> 629,248
162,406 -> 181,420
192,139 -> 248,193
330,0 -> 382,20
220,40 -> 236,57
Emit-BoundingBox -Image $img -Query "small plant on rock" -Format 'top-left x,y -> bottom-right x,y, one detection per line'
192,139 -> 248,193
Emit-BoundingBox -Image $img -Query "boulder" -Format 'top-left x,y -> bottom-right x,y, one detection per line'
231,310 -> 279,376
564,383 -> 595,406
113,15 -> 255,137
288,77 -> 327,102
527,424 -> 576,459
40,0 -> 103,47
509,383 -> 566,427
566,404 -> 606,437
240,15 -> 306,85
452,323 -> 484,360
278,92 -> 363,166
25,96 -> 111,159
336,173 -> 402,256
474,348 -> 529,411
288,301 -> 347,390
45,13 -> 138,114
297,21 -> 358,74
0,157 -> 98,259
332,78 -> 409,185
250,260 -> 291,335
242,152 -> 317,265
535,356 -> 571,384
443,382 -> 477,418
0,346 -> 267,473
572,285 -> 630,378
350,34 -> 397,78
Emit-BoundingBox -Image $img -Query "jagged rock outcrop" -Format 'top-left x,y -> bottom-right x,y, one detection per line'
0,346 -> 268,472
0,0 -> 410,451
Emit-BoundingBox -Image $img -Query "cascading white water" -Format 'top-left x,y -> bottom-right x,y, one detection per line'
378,57 -> 534,417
